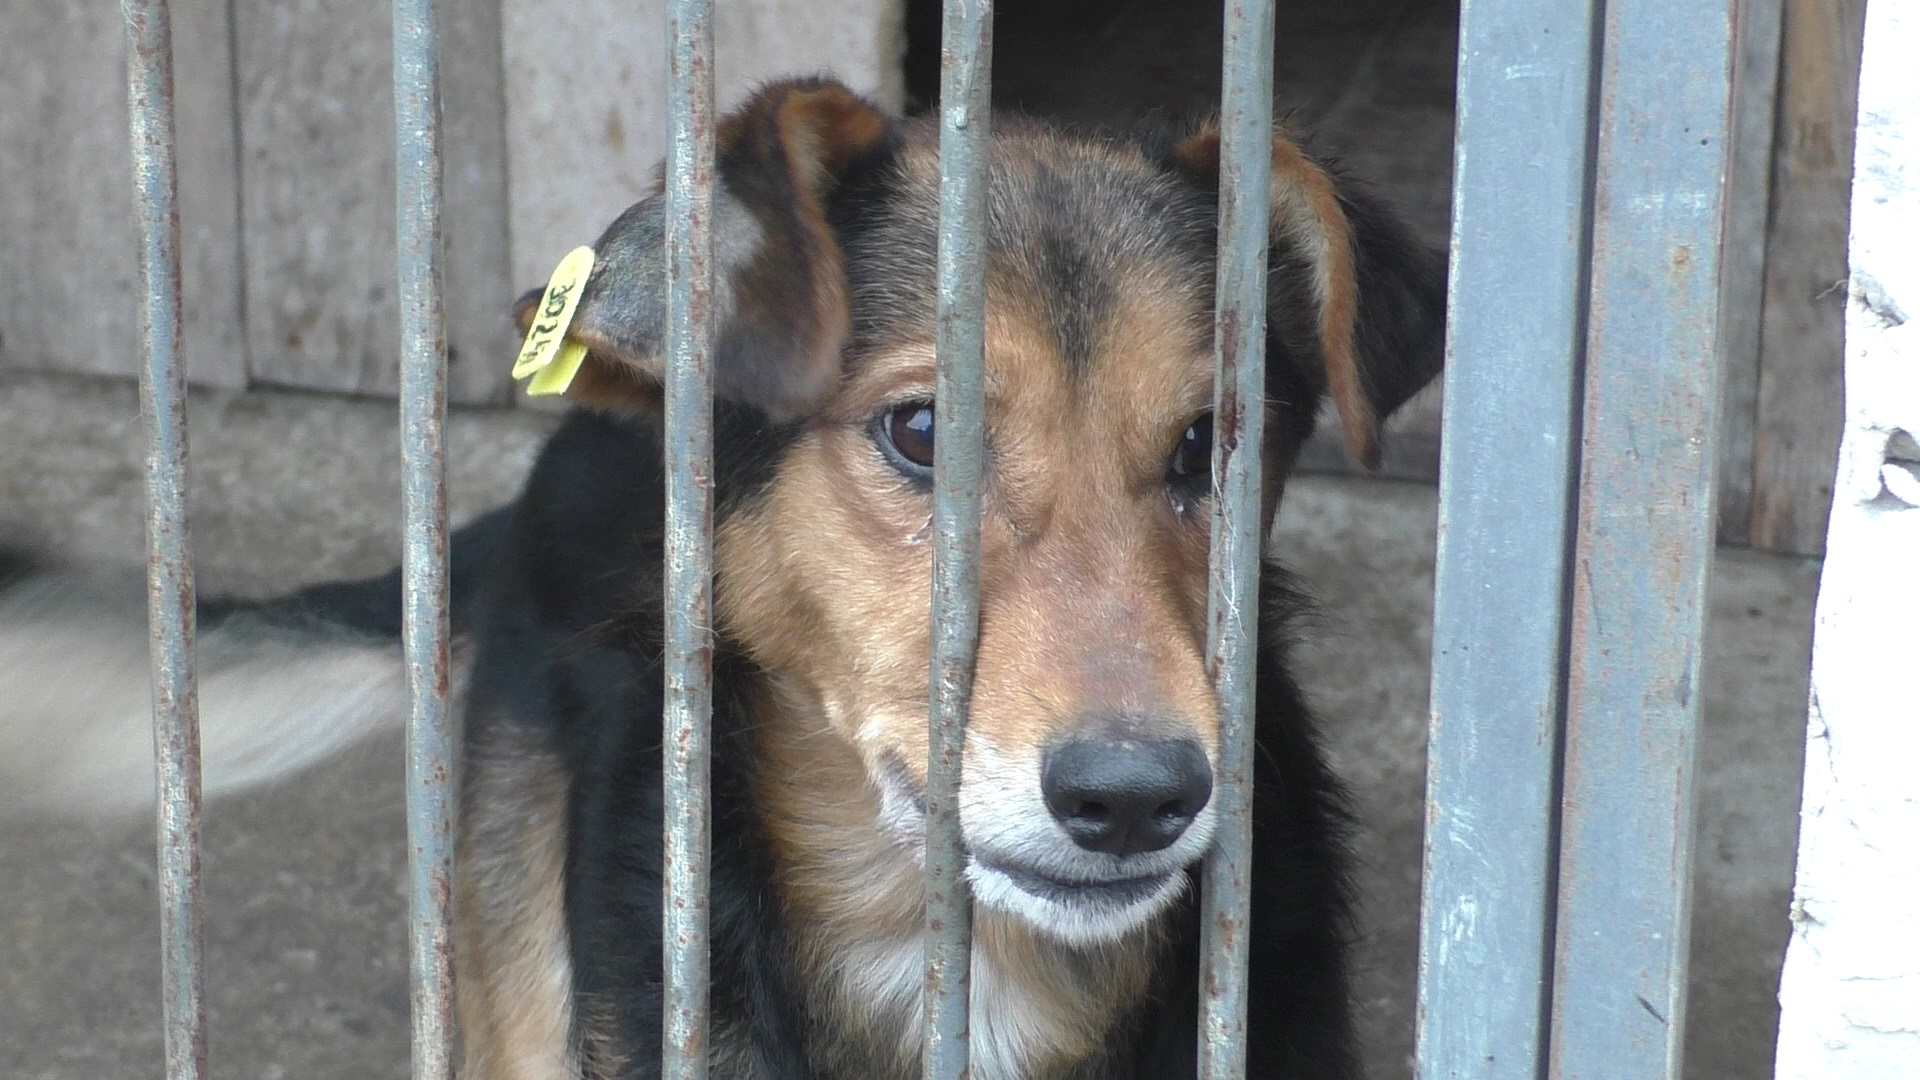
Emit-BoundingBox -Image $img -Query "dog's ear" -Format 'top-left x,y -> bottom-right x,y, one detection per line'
511,78 -> 898,420
1165,123 -> 1447,470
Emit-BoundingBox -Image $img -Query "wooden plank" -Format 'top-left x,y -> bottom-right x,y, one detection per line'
439,0 -> 517,401
498,0 -> 908,357
174,0 -> 251,390
1714,0 -> 1786,547
238,0 -> 512,405
0,5 -> 137,381
0,1 -> 246,388
1749,0 -> 1868,556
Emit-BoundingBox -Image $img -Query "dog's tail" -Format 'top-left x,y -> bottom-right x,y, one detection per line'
0,507 -> 514,822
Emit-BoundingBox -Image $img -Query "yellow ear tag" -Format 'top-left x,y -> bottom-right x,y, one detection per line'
510,245 -> 596,387
524,339 -> 590,397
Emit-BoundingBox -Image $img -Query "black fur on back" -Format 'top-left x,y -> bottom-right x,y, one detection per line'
464,405 -> 816,1077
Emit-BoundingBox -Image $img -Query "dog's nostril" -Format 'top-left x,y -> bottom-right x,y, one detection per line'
1042,737 -> 1213,857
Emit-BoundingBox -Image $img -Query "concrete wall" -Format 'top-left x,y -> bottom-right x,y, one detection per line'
1773,1 -> 1920,1073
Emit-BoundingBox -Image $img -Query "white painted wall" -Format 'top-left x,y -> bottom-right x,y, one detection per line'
1773,1 -> 1920,1074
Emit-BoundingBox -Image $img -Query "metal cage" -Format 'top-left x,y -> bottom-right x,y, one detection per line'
121,0 -> 1736,1075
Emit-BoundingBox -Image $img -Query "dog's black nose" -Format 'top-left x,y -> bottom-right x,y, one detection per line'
1042,738 -> 1213,856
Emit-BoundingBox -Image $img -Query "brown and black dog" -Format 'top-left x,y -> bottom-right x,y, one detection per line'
0,76 -> 1443,1077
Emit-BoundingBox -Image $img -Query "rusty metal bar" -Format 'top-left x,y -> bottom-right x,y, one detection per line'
1549,1 -> 1737,1076
390,0 -> 455,1075
661,0 -> 717,1074
923,1 -> 993,1077
1415,1 -> 1599,1076
1197,0 -> 1274,1074
125,2 -> 206,1077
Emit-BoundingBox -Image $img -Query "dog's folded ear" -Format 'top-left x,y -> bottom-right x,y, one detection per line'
511,78 -> 898,420
1166,123 -> 1448,471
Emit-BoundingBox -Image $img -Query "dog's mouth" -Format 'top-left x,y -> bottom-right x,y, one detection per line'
976,860 -> 1178,907
872,749 -> 1200,942
965,856 -> 1191,944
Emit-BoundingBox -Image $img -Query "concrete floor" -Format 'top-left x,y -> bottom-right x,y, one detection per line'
0,371 -> 1820,1079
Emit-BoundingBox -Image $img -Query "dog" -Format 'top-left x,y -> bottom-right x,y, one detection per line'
0,76 -> 1444,1078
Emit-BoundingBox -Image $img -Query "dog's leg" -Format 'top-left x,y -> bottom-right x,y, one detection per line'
456,720 -> 579,1080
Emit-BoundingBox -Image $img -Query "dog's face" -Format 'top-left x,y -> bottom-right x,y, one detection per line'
721,133 -> 1237,945
515,80 -> 1445,946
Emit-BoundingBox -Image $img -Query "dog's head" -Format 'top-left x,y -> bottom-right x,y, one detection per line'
515,78 -> 1445,945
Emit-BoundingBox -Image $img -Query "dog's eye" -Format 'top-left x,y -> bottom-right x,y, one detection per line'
1169,413 -> 1214,481
877,401 -> 937,475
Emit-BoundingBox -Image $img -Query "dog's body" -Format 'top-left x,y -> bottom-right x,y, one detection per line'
0,79 -> 1444,1078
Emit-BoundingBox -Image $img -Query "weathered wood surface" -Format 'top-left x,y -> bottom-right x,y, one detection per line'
1715,0 -> 1787,547
1750,0 -> 1868,556
236,0 -> 514,404
499,0 -> 907,291
0,0 -> 246,388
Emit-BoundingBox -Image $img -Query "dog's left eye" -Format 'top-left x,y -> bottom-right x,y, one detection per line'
876,401 -> 937,477
1169,413 -> 1214,481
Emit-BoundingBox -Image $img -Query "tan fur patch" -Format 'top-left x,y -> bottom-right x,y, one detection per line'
456,726 -> 579,1080
717,266 -> 1225,781
1268,136 -> 1370,468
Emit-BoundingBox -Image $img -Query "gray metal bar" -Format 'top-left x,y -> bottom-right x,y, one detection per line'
1415,1 -> 1600,1076
923,1 -> 992,1076
390,0 -> 455,1075
125,2 -> 206,1077
1197,0 -> 1273,1074
1550,0 -> 1737,1075
661,0 -> 716,1074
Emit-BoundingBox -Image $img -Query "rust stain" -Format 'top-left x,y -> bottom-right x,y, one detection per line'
1215,910 -> 1239,954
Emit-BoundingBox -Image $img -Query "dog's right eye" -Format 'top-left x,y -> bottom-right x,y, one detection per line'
1169,412 -> 1214,481
875,401 -> 937,478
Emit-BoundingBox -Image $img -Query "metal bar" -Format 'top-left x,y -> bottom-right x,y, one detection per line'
1414,1 -> 1601,1076
390,0 -> 455,1075
661,0 -> 717,1074
1197,0 -> 1274,1075
1549,0 -> 1737,1075
125,2 -> 206,1077
923,1 -> 992,1077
